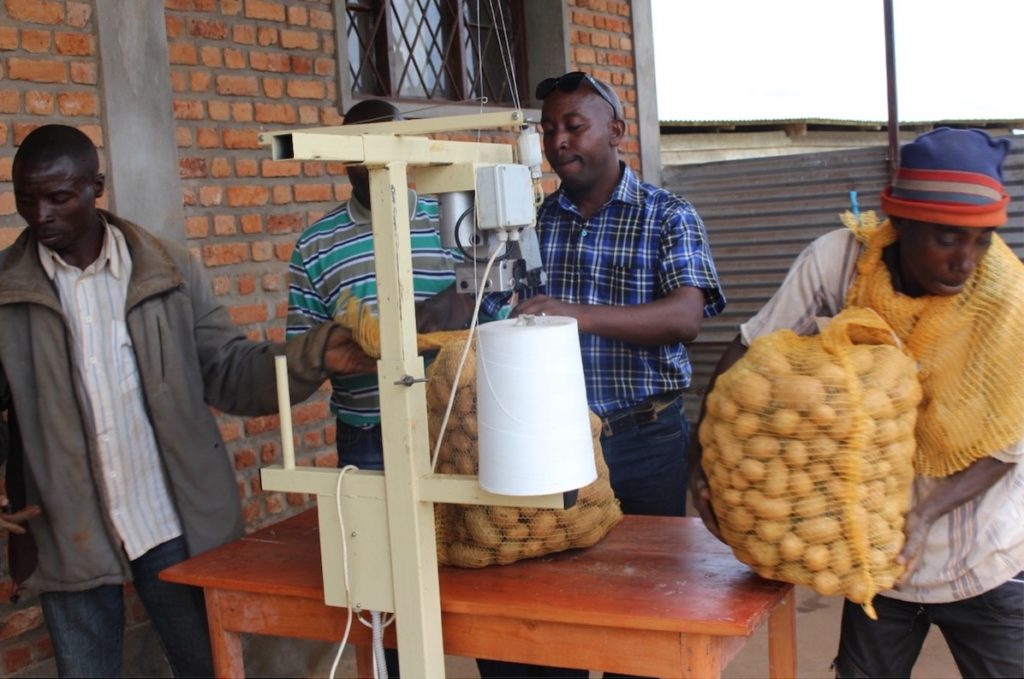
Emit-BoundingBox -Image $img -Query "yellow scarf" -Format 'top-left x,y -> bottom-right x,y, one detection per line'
844,211 -> 1024,476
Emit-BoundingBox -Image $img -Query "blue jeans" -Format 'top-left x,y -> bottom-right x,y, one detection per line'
40,536 -> 212,678
336,420 -> 385,470
599,394 -> 689,518
834,573 -> 1024,678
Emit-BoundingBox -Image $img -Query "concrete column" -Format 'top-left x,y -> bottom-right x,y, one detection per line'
94,0 -> 184,242
631,0 -> 662,185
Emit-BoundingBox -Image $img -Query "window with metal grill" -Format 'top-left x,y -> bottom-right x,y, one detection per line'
343,0 -> 529,107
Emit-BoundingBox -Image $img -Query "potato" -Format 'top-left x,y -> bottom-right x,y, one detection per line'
733,371 -> 773,411
746,435 -> 781,460
782,440 -> 809,467
861,388 -> 893,418
488,505 -> 521,529
797,516 -> 842,544
733,412 -> 762,439
746,539 -> 781,568
739,458 -> 767,483
793,494 -> 828,519
778,533 -> 806,561
449,542 -> 492,567
773,375 -> 826,412
788,470 -> 814,496
813,571 -> 842,595
465,509 -> 502,548
769,409 -> 801,436
748,346 -> 792,376
754,497 -> 792,521
724,506 -> 756,533
804,544 -> 831,572
756,520 -> 789,543
528,511 -> 558,539
762,460 -> 790,498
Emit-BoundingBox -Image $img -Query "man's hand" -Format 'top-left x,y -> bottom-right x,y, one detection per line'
323,326 -> 377,375
0,496 -> 41,535
895,507 -> 930,584
415,284 -> 474,333
512,294 -> 581,322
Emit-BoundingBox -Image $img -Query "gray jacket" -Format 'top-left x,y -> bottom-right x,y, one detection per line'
0,211 -> 335,592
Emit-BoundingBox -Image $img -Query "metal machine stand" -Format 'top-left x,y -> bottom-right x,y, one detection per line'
259,111 -> 563,677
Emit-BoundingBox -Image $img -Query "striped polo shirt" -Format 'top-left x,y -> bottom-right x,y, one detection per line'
286,192 -> 458,426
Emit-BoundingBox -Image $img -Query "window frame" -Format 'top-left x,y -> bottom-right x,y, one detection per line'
333,0 -> 570,120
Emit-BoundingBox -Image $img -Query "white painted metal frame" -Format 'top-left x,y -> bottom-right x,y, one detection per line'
259,112 -> 562,677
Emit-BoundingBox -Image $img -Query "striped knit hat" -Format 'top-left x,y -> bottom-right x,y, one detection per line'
881,127 -> 1011,227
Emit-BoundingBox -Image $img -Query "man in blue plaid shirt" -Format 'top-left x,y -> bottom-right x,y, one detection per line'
478,71 -> 726,679
484,72 -> 725,519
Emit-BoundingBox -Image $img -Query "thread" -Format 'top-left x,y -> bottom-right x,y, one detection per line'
476,316 -> 596,495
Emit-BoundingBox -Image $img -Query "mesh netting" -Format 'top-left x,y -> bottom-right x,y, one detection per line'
700,308 -> 921,617
335,298 -> 623,568
844,212 -> 1024,476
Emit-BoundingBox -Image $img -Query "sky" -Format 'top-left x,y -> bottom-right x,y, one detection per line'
652,0 -> 1024,123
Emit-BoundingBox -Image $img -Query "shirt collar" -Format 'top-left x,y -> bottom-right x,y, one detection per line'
347,188 -> 420,225
554,162 -> 643,215
38,214 -> 127,280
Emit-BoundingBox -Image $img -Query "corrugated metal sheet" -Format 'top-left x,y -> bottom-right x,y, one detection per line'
664,137 -> 1024,419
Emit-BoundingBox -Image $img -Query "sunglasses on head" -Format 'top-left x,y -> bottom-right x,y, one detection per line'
535,72 -> 623,119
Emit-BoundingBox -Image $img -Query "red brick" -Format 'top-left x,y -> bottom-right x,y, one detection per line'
199,185 -> 223,206
175,125 -> 193,147
0,155 -> 13,180
222,128 -> 260,149
169,42 -> 198,65
214,214 -> 236,235
257,26 -> 278,46
302,161 -> 323,177
200,46 -> 223,68
260,441 -> 277,463
210,157 -> 232,177
262,77 -> 284,98
265,493 -> 284,514
170,70 -> 188,92
314,57 -> 334,77
232,24 -> 254,44
67,2 -> 91,27
222,0 -> 242,14
25,90 -> 55,115
70,61 -> 97,84
251,240 -> 273,261
216,74 -> 258,97
0,25 -> 17,49
293,400 -> 329,425
188,19 -> 228,40
211,275 -> 231,295
185,215 -> 209,238
310,8 -> 333,30
234,448 -> 257,470
272,184 -> 291,204
246,0 -> 284,21
254,102 -> 295,123
8,58 -> 67,83
303,430 -> 322,447
165,15 -> 184,38
237,272 -> 256,294
261,271 -> 282,291
286,79 -> 324,99
224,48 -> 245,69
235,158 -> 258,177
274,242 -> 292,261
0,91 -> 20,113
299,105 -> 319,124
279,28 -> 317,50
250,51 -> 290,72
244,414 -> 279,436
208,100 -> 230,121
290,55 -> 312,75
203,243 -> 248,266
197,127 -> 220,149
266,213 -> 301,233
0,605 -> 44,641
261,160 -> 300,178
226,185 -> 269,207
5,0 -> 64,24
21,29 -> 51,53
294,184 -> 331,202
179,157 -> 207,179
194,0 -> 218,11
189,71 -> 212,92
231,101 -> 254,122
218,419 -> 241,442
58,91 -> 97,116
3,645 -> 33,675
55,31 -> 93,55
240,214 -> 263,234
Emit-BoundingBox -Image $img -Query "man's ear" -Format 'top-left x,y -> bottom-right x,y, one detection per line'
609,118 -> 626,147
93,173 -> 106,199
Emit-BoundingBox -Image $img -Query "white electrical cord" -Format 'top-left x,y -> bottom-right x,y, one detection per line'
327,464 -> 359,679
431,243 -> 505,471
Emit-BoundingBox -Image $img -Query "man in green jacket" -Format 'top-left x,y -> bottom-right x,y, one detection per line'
0,124 -> 374,677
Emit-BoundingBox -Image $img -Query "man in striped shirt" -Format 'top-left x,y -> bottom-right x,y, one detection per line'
287,99 -> 470,471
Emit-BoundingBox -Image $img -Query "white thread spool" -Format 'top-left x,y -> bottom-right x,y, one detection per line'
274,355 -> 296,470
476,316 -> 596,495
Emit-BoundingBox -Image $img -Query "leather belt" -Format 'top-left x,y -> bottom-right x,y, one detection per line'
599,391 -> 683,437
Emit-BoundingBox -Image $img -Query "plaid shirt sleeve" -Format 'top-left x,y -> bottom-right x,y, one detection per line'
657,198 -> 726,318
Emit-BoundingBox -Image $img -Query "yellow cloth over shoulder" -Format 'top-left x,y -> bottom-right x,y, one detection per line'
843,211 -> 1024,476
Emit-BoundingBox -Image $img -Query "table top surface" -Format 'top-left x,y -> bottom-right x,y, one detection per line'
162,510 -> 791,637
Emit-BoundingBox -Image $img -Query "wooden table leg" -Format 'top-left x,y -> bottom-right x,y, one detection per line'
768,588 -> 797,679
679,633 -> 723,678
205,589 -> 246,678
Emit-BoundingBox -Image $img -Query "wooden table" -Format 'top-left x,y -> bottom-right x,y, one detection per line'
161,511 -> 795,678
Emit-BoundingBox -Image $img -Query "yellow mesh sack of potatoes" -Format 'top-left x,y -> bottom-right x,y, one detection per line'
335,298 -> 623,568
700,307 -> 921,618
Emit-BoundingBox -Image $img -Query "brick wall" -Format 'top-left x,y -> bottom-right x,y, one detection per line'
0,0 -> 644,674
